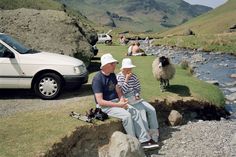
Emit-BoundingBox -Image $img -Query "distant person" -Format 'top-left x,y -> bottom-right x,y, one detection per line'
129,41 -> 146,56
117,58 -> 159,143
127,42 -> 135,56
145,36 -> 150,47
120,35 -> 129,45
92,53 -> 159,149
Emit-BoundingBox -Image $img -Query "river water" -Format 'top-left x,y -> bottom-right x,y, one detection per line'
139,41 -> 236,119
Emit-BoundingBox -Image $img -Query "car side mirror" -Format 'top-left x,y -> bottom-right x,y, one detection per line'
3,49 -> 15,58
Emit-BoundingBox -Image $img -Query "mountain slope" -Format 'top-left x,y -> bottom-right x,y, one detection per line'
159,0 -> 236,35
56,0 -> 211,32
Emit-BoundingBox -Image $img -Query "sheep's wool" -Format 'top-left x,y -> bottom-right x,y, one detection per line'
152,57 -> 175,80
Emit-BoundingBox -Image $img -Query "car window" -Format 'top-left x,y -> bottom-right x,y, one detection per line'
0,34 -> 30,54
0,43 -> 13,58
0,43 -> 7,57
102,35 -> 106,38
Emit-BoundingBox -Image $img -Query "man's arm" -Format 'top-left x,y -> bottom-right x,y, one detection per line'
95,93 -> 128,108
116,84 -> 123,99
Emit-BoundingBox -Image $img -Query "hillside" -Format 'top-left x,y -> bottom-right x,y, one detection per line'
56,0 -> 211,32
0,0 -> 63,10
159,0 -> 236,35
152,0 -> 236,54
0,0 -> 98,64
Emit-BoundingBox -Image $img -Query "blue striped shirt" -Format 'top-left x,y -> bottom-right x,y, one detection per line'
116,72 -> 141,96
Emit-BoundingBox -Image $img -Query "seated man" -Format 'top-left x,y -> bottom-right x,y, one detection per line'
128,41 -> 146,56
92,53 -> 159,149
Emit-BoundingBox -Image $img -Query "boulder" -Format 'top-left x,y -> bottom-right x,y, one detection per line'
99,131 -> 145,157
168,110 -> 183,126
0,8 -> 96,65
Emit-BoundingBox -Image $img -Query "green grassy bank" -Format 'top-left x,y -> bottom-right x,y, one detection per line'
0,44 -> 225,157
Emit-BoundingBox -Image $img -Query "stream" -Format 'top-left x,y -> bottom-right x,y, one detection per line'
139,41 -> 236,120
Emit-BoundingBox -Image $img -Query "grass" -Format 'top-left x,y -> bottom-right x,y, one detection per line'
96,44 -> 225,106
0,0 -> 63,10
152,33 -> 236,55
0,44 -> 225,157
0,97 -> 95,157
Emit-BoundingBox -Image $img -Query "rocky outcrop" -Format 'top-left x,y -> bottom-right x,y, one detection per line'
168,110 -> 183,126
99,131 -> 145,157
0,8 -> 97,65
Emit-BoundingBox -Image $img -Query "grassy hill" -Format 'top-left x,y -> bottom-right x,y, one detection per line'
0,0 -> 63,10
159,0 -> 236,35
56,0 -> 211,32
153,0 -> 236,54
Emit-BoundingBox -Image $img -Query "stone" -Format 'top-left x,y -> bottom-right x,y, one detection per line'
225,93 -> 236,102
99,131 -> 145,157
225,81 -> 236,87
230,133 -> 236,145
206,80 -> 219,86
168,110 -> 183,126
226,87 -> 236,93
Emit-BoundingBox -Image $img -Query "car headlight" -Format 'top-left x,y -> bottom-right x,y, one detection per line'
74,65 -> 87,74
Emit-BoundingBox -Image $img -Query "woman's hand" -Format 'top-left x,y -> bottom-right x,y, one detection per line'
125,72 -> 132,82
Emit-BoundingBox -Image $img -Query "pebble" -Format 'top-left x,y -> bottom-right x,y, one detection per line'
147,120 -> 236,157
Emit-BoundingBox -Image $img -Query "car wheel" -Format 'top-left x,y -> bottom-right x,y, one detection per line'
34,73 -> 62,100
105,40 -> 112,45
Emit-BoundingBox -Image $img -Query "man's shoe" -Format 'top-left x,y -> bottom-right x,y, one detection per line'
141,139 -> 159,149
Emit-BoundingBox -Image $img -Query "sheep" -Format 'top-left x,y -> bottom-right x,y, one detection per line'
152,56 -> 176,91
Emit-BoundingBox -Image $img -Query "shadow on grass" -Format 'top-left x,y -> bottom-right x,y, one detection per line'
166,85 -> 191,97
60,84 -> 93,99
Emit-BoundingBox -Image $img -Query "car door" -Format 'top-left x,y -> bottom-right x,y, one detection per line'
0,42 -> 21,88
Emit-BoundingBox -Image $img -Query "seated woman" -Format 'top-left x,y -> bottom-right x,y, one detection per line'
116,58 -> 159,143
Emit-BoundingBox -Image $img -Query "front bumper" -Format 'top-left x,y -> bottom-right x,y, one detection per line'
63,71 -> 88,88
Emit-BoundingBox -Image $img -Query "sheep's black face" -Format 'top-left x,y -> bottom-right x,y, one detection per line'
159,56 -> 170,67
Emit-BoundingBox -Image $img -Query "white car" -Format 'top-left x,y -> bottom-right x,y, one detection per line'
0,33 -> 88,99
97,30 -> 112,45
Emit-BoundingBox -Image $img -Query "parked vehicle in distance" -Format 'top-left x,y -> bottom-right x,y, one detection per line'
97,30 -> 112,45
0,33 -> 88,99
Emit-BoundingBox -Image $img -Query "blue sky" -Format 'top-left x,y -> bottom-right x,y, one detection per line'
183,0 -> 228,8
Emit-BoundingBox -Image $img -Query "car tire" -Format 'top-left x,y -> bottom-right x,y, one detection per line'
34,73 -> 62,100
105,40 -> 112,45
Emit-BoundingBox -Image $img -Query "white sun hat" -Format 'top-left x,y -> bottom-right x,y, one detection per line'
100,53 -> 118,68
121,58 -> 136,69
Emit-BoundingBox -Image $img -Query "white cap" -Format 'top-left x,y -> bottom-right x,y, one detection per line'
100,53 -> 118,68
121,58 -> 136,69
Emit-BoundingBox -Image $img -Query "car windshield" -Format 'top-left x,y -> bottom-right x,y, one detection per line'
0,34 -> 31,54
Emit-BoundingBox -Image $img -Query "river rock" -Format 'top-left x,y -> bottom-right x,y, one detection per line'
99,131 -> 145,157
226,81 -> 236,87
225,87 -> 236,93
191,54 -> 206,63
168,110 -> 183,126
225,93 -> 236,101
206,80 -> 219,86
